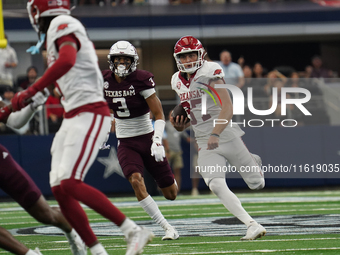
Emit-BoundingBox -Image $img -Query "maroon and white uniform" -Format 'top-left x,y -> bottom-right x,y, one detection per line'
0,144 -> 41,209
102,69 -> 174,188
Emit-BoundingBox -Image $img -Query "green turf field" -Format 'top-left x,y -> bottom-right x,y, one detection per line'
1,190 -> 340,254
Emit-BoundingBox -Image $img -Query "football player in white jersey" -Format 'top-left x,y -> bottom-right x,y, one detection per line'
170,36 -> 266,240
0,94 -> 87,255
10,1 -> 153,254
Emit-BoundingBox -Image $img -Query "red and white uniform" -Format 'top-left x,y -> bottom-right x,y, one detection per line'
46,15 -> 105,112
48,15 -> 111,187
171,61 -> 263,188
171,60 -> 244,142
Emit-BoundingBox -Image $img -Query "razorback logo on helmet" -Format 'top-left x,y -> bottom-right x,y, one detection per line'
57,23 -> 68,31
213,69 -> 222,75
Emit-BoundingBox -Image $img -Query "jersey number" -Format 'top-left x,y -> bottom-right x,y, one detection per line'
188,99 -> 211,125
113,98 -> 130,117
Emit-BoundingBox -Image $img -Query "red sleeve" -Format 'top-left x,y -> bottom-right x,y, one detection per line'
55,33 -> 80,52
30,36 -> 77,92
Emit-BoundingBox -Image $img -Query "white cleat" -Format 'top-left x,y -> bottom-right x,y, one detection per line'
241,222 -> 266,241
162,226 -> 179,241
125,227 -> 154,255
33,248 -> 43,255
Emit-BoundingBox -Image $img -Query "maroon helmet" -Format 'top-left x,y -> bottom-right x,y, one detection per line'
173,36 -> 206,73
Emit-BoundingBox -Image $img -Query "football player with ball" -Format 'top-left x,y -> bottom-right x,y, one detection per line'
171,36 -> 266,240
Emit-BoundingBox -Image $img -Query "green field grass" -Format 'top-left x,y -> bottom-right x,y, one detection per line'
1,190 -> 340,255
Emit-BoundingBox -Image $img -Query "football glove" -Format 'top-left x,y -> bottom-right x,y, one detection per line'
0,105 -> 12,122
31,88 -> 50,109
151,141 -> 165,162
11,86 -> 39,112
99,132 -> 111,150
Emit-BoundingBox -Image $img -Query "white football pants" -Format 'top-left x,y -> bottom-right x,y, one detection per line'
50,112 -> 111,187
197,136 -> 264,189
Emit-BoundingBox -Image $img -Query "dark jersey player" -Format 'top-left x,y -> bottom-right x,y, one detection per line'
0,95 -> 86,255
102,40 -> 179,240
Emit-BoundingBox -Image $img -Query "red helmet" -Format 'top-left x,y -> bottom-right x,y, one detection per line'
27,0 -> 71,33
173,36 -> 206,74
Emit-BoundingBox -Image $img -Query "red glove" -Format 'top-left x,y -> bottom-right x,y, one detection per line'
11,86 -> 38,112
0,105 -> 12,122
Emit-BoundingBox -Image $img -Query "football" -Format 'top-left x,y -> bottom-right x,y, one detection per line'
171,104 -> 190,124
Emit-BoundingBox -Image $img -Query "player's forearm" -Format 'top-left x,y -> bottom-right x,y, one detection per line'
146,94 -> 165,121
6,104 -> 36,129
211,107 -> 232,135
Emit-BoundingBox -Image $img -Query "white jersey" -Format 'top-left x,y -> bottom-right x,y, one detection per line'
46,15 -> 105,113
171,61 -> 244,143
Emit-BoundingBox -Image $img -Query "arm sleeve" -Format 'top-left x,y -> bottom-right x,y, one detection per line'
140,88 -> 156,99
6,105 -> 36,129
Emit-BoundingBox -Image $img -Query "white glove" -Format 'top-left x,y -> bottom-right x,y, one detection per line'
151,119 -> 166,162
151,141 -> 165,162
31,88 -> 50,109
99,132 -> 111,150
99,115 -> 114,150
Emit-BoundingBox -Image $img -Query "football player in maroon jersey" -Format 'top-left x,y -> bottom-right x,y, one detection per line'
102,41 -> 179,240
0,95 -> 85,255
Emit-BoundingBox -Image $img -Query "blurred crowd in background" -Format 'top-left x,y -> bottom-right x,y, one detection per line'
2,0 -> 313,6
79,0 -> 307,6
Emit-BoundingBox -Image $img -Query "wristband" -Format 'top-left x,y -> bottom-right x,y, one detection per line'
153,119 -> 165,143
210,133 -> 220,138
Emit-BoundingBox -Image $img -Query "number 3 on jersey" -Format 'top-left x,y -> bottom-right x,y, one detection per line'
149,77 -> 155,87
113,98 -> 130,117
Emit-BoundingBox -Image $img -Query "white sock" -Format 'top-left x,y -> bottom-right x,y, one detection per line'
139,195 -> 171,230
209,178 -> 254,227
64,229 -> 78,242
90,243 -> 108,255
25,250 -> 38,255
119,218 -> 141,238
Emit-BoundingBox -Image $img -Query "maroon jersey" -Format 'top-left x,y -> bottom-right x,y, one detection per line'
102,69 -> 155,119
